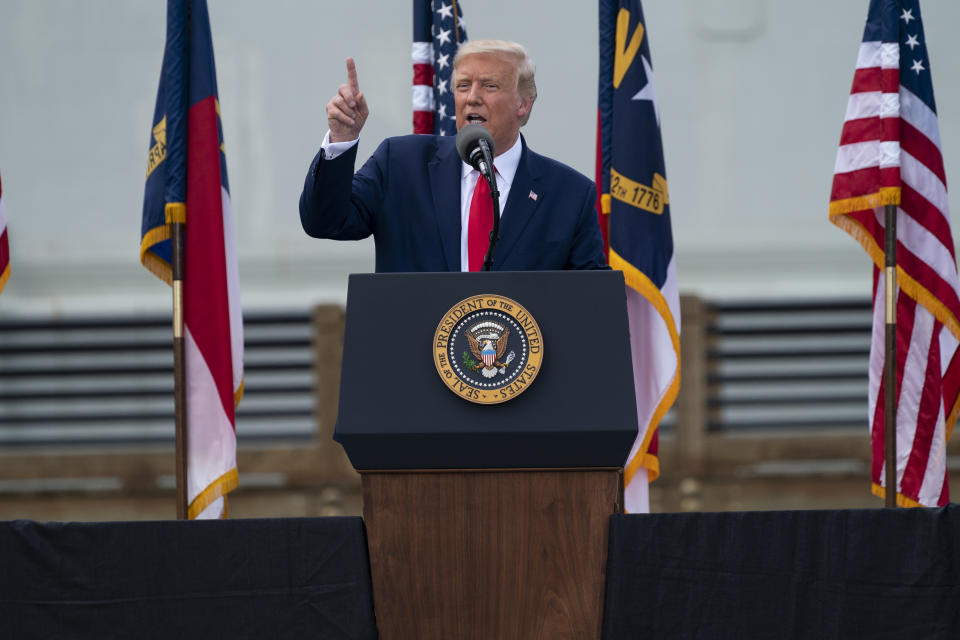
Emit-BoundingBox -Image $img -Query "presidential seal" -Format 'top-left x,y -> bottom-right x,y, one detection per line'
433,294 -> 544,404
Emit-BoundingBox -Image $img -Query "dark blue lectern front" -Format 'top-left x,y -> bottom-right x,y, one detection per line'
335,270 -> 639,470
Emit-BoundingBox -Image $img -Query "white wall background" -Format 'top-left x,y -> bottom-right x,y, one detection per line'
1,0 -> 960,314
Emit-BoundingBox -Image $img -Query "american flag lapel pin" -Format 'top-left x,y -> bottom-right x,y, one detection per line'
528,190 -> 538,201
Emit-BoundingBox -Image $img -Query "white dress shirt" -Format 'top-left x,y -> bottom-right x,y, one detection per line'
458,135 -> 521,271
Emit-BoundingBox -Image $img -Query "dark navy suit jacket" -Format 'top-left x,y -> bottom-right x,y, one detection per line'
299,134 -> 606,272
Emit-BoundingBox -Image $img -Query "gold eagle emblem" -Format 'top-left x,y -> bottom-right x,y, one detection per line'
433,294 -> 544,405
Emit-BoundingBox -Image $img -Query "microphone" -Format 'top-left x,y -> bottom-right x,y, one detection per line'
455,124 -> 501,271
455,124 -> 496,179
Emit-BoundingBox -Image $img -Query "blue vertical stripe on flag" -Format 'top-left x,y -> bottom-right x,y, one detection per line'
598,0 -> 681,512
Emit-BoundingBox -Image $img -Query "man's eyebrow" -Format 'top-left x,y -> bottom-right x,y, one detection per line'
455,76 -> 499,85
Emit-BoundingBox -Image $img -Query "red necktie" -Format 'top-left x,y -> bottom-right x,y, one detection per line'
468,170 -> 496,272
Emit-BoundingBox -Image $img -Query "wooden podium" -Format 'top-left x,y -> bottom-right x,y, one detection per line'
336,273 -> 638,639
362,469 -> 621,639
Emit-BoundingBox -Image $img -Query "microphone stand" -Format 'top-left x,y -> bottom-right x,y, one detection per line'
479,141 -> 500,272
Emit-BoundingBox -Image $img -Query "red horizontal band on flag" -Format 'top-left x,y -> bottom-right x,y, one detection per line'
896,245 -> 960,322
0,226 -> 9,294
898,294 -> 917,384
851,67 -> 899,94
892,294 -> 916,497
831,166 -> 900,202
900,183 -> 956,261
185,94 -> 236,425
846,208 -> 884,247
841,208 -> 960,330
870,359 -> 887,485
900,119 -> 946,184
900,319 -> 943,501
413,63 -> 434,86
872,289 -> 914,487
840,116 -> 899,146
942,347 -> 960,433
413,110 -> 433,135
0,228 -> 9,274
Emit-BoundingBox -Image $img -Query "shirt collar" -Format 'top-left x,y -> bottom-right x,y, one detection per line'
460,134 -> 522,185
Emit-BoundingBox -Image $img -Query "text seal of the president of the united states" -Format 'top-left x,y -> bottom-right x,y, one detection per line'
433,294 -> 544,404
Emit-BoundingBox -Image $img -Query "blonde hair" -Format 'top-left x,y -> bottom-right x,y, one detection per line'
453,39 -> 537,125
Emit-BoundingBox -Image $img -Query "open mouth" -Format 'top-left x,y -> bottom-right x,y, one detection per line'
466,114 -> 487,125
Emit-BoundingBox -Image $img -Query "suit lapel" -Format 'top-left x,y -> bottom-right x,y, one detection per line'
496,137 -> 542,268
427,138 -> 462,271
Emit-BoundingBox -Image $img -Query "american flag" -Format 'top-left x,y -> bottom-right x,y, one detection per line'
597,0 -> 679,513
0,172 -> 8,294
830,0 -> 958,507
412,0 -> 467,135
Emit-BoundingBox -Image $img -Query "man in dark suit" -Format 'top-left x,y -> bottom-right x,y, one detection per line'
300,40 -> 606,272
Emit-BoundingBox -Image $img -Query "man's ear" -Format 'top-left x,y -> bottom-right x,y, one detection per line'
517,97 -> 534,120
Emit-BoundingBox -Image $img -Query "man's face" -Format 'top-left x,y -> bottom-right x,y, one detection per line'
454,53 -> 531,157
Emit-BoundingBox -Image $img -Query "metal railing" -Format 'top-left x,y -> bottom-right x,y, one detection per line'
0,312 -> 315,447
703,298 -> 872,431
0,297 -> 876,449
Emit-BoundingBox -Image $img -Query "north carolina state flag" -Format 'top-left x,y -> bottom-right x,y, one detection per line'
597,0 -> 679,513
140,0 -> 243,519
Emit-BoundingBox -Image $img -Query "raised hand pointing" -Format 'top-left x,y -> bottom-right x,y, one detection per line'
327,57 -> 370,143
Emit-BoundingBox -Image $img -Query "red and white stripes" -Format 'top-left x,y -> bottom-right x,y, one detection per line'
831,37 -> 959,507
412,41 -> 434,134
868,273 -> 958,506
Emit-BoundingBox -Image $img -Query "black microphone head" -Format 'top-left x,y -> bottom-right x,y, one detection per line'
455,123 -> 495,168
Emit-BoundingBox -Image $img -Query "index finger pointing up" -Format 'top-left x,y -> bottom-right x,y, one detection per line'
346,57 -> 360,92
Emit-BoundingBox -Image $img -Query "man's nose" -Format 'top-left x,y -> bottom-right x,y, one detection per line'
466,83 -> 482,103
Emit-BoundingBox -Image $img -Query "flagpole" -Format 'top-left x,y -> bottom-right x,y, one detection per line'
172,220 -> 189,519
884,203 -> 897,508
